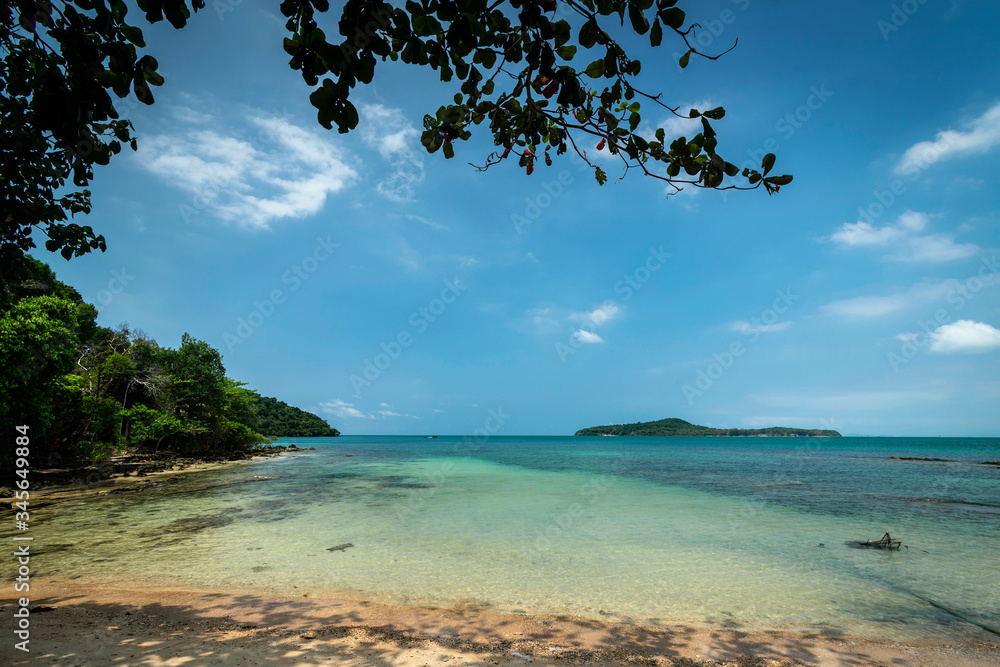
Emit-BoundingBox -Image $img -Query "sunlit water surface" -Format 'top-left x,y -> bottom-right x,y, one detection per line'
12,436 -> 1000,640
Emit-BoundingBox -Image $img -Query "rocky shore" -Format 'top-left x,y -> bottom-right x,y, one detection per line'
0,444 -> 313,503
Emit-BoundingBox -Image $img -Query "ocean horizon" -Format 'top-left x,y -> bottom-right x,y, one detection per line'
15,435 -> 1000,642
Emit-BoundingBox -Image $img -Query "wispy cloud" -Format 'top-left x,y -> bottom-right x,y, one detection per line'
377,402 -> 422,419
896,235 -> 980,262
894,101 -> 1000,175
136,108 -> 357,229
320,399 -> 373,419
171,105 -> 214,124
828,211 -> 977,262
820,280 -> 959,318
405,214 -> 447,231
359,104 -> 424,201
521,301 -> 618,342
526,307 -> 561,335
899,320 -> 1000,354
731,320 -> 792,334
573,329 -> 604,344
570,303 -> 620,327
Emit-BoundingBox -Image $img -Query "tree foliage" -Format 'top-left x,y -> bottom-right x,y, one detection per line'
0,257 -> 339,480
574,417 -> 841,437
252,394 -> 340,437
1,0 -> 790,278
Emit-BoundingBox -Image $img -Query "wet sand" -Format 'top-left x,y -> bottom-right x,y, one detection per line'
2,581 -> 998,666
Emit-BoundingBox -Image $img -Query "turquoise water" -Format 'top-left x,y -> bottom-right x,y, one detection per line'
16,436 -> 1000,640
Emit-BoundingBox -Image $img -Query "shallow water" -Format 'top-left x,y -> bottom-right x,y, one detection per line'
12,436 -> 1000,640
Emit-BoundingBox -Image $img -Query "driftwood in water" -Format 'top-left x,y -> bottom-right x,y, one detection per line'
850,531 -> 928,552
863,532 -> 902,549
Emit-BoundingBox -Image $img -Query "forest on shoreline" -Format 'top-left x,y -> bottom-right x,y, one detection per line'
0,257 -> 338,481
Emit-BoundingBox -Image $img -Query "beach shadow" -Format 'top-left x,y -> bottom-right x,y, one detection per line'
3,588 -> 998,666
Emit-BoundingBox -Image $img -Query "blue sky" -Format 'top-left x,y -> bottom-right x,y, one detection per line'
43,0 -> 1000,436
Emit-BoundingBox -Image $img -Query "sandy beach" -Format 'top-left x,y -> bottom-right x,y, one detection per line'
2,580 -> 998,666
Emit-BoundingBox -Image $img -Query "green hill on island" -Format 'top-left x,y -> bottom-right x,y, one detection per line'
575,418 -> 840,437
251,395 -> 340,437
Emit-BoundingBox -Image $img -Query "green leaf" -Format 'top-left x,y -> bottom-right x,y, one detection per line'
629,4 -> 649,35
679,49 -> 691,69
659,7 -> 685,29
703,106 -> 726,120
595,166 -> 607,185
443,140 -> 454,159
649,19 -> 662,47
479,49 -> 497,69
143,69 -> 165,86
766,174 -> 793,186
121,25 -> 146,47
556,45 -> 577,60
579,19 -> 599,49
761,153 -> 775,175
584,59 -> 605,78
161,0 -> 190,29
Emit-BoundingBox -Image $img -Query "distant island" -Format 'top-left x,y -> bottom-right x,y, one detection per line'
574,417 -> 841,437
252,395 -> 340,437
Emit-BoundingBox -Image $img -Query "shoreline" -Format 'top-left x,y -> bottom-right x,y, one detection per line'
2,580 -> 998,666
0,444 -> 311,507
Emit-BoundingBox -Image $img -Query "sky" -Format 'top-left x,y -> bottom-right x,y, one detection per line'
41,0 -> 1000,437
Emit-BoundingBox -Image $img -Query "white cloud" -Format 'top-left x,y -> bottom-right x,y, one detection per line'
821,280 -> 959,318
377,409 -> 421,419
171,106 -> 214,124
897,210 -> 928,232
405,214 -> 447,231
522,301 -> 619,340
387,236 -> 424,271
828,211 -> 977,263
822,294 -> 910,318
573,329 -> 604,344
320,399 -> 373,419
731,320 -> 793,334
926,320 -> 1000,354
525,252 -> 540,263
136,109 -> 357,229
891,234 -> 979,262
570,303 -> 620,327
527,307 -> 561,335
359,104 -> 425,201
830,221 -> 906,247
894,102 -> 1000,175
458,256 -> 479,268
657,100 -> 715,138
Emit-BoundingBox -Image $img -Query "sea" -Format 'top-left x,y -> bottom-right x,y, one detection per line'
16,436 -> 1000,640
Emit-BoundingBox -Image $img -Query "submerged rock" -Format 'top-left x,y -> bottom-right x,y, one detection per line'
326,543 -> 354,552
